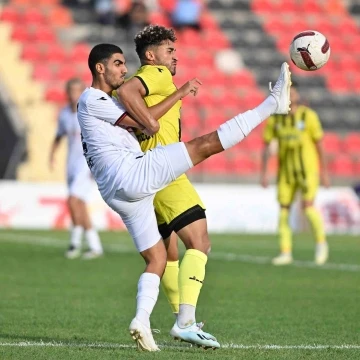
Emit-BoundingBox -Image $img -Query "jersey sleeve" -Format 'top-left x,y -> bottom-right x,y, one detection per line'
135,66 -> 172,96
307,109 -> 323,142
55,111 -> 66,138
263,116 -> 275,144
87,93 -> 127,126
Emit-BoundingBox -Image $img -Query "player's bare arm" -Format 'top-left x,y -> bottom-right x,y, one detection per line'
260,142 -> 271,188
117,77 -> 160,135
118,77 -> 202,134
315,139 -> 330,188
49,135 -> 62,171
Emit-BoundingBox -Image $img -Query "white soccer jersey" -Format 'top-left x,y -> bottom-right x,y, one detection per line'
77,87 -> 142,201
56,105 -> 89,180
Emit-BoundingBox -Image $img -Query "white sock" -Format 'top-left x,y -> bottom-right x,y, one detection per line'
70,226 -> 83,248
177,304 -> 196,328
217,95 -> 277,150
85,228 -> 103,253
136,273 -> 160,328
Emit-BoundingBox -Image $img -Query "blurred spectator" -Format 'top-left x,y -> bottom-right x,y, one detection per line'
215,49 -> 244,74
171,0 -> 202,31
116,1 -> 150,37
95,0 -> 115,25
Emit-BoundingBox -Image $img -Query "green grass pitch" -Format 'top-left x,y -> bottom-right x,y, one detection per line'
0,229 -> 359,359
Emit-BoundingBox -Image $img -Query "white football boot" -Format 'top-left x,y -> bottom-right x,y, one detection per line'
170,321 -> 220,349
129,318 -> 160,352
65,245 -> 81,259
269,62 -> 292,114
315,242 -> 329,265
272,253 -> 293,266
81,250 -> 103,260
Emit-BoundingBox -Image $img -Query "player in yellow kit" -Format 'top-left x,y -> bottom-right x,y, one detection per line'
260,83 -> 329,265
117,25 -> 216,345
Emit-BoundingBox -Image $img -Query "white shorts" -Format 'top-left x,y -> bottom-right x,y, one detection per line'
68,168 -> 93,202
106,142 -> 193,252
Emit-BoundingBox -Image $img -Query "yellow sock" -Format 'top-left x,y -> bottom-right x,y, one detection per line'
179,249 -> 207,306
161,261 -> 179,314
305,206 -> 325,243
279,208 -> 292,253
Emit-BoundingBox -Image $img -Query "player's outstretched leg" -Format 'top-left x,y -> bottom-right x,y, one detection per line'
183,62 -> 292,167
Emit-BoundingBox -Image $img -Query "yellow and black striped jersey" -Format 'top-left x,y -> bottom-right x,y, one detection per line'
263,105 -> 323,183
130,65 -> 181,150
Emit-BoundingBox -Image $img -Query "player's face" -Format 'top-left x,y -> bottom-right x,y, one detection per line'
104,53 -> 127,90
290,87 -> 300,106
153,40 -> 178,75
67,82 -> 84,105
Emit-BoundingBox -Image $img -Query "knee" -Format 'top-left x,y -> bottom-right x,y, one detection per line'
142,244 -> 167,276
186,234 -> 211,254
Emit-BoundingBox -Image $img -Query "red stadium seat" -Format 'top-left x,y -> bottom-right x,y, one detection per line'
200,12 -> 218,30
242,134 -> 264,152
31,26 -> 57,43
55,64 -> 78,82
326,75 -> 351,93
342,133 -> 360,155
300,0 -> 322,13
149,11 -> 170,27
328,155 -> 354,176
33,64 -> 54,82
22,44 -> 42,62
323,132 -> 342,155
158,0 -> 177,13
353,159 -> 360,176
21,7 -> 47,26
11,26 -> 30,42
180,28 -> 202,46
203,30 -> 230,50
0,6 -> 20,23
230,71 -> 256,89
45,84 -> 67,104
251,0 -> 273,13
43,44 -> 67,64
48,6 -> 73,28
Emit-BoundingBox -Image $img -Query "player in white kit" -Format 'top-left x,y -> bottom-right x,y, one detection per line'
77,44 -> 291,351
49,78 -> 103,260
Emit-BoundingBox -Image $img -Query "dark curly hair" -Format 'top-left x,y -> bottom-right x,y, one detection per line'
134,25 -> 177,60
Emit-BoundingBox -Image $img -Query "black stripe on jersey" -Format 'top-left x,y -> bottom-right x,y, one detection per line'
178,117 -> 181,141
290,113 -> 295,128
299,145 -> 306,180
290,148 -> 298,183
283,148 -> 290,184
114,111 -> 129,126
135,76 -> 149,96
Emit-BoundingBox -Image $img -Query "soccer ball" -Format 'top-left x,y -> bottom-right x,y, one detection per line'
289,30 -> 330,71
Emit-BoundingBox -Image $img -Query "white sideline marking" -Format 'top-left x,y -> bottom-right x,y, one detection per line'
0,340 -> 359,350
1,232 -> 360,272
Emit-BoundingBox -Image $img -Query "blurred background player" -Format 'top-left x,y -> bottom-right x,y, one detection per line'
117,25 -> 213,342
260,82 -> 329,266
49,78 -> 104,260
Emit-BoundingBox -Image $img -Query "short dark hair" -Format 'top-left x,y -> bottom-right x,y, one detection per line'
65,77 -> 83,93
134,25 -> 177,60
88,44 -> 123,76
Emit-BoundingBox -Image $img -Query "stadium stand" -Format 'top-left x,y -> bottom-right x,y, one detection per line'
0,0 -> 359,181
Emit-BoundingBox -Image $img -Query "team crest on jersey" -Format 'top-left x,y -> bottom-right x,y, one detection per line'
297,120 -> 305,130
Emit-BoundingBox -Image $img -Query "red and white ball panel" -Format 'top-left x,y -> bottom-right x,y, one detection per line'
289,30 -> 330,71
